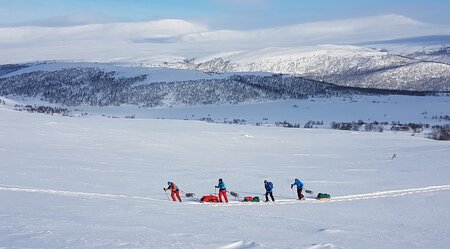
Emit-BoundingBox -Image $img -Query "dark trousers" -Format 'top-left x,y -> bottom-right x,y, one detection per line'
297,188 -> 304,200
265,191 -> 275,201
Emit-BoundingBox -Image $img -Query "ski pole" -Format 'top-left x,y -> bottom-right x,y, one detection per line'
163,189 -> 170,201
291,188 -> 295,199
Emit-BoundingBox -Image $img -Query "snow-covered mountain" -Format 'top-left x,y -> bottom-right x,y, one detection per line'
3,14 -> 449,65
1,15 -> 449,92
155,45 -> 450,92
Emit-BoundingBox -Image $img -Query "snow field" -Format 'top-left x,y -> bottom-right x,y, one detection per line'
2,184 -> 449,207
0,108 -> 450,248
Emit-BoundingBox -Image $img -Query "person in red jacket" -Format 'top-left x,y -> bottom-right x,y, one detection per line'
164,181 -> 182,202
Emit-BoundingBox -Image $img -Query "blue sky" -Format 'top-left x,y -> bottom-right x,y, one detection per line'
0,0 -> 449,28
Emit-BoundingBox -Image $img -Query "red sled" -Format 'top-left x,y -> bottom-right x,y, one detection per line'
243,196 -> 253,202
200,195 -> 220,203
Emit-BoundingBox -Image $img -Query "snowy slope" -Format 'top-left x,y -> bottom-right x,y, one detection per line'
359,35 -> 450,64
338,62 -> 450,90
183,45 -> 450,91
406,46 -> 450,64
0,61 -> 229,84
0,108 -> 449,249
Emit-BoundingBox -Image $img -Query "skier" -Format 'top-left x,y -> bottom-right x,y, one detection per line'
264,180 -> 275,202
215,178 -> 228,203
291,178 -> 304,200
164,181 -> 182,202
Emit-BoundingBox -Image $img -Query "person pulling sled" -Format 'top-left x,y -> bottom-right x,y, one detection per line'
215,178 -> 228,203
264,180 -> 275,202
164,181 -> 182,202
291,178 -> 304,200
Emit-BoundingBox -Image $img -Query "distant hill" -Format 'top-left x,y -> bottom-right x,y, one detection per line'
0,62 -> 435,108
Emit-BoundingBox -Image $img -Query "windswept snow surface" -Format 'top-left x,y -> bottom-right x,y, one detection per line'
0,108 -> 450,248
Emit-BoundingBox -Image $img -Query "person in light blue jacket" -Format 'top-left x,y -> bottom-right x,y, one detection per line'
215,178 -> 228,203
291,178 -> 304,200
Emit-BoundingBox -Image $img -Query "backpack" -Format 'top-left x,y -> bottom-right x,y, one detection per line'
200,195 -> 219,203
317,193 -> 331,200
251,196 -> 260,202
171,182 -> 178,191
267,182 -> 273,191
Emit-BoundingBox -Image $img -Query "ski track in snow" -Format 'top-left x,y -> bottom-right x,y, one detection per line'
1,184 -> 449,206
0,185 -> 166,203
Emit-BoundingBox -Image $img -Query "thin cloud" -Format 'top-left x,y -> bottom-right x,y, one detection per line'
0,19 -> 207,44
0,14 -> 120,27
181,15 -> 446,46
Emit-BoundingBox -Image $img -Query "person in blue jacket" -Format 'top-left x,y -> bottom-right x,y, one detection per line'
291,178 -> 304,200
215,178 -> 228,203
264,180 -> 275,202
